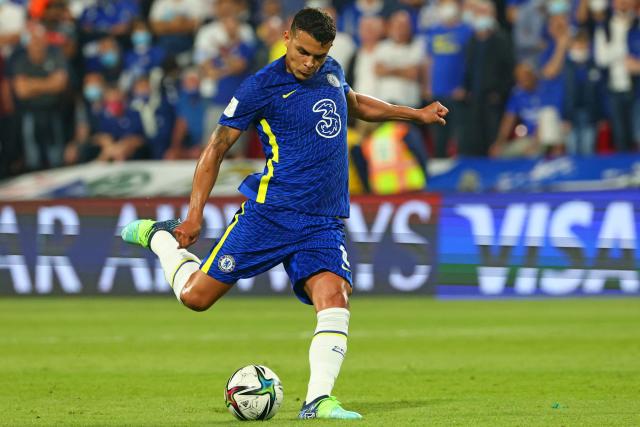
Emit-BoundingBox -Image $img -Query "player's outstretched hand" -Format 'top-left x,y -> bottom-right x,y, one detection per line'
418,101 -> 449,126
174,219 -> 201,248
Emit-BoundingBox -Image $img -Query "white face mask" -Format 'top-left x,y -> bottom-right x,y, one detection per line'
438,3 -> 460,22
568,48 -> 589,63
588,0 -> 607,13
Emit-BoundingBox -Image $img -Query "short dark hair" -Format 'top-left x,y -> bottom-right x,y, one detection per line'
291,8 -> 336,45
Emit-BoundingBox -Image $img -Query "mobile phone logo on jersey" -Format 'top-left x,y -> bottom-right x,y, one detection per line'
312,99 -> 341,139
218,255 -> 236,273
327,73 -> 340,87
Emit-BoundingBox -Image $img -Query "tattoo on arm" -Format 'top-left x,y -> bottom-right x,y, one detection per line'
209,125 -> 240,155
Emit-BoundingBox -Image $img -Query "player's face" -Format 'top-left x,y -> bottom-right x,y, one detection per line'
283,29 -> 332,80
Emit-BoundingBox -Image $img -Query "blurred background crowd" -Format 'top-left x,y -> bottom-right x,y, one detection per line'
0,0 -> 639,185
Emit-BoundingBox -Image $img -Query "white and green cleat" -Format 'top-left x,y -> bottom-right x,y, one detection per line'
120,219 -> 181,248
298,395 -> 362,420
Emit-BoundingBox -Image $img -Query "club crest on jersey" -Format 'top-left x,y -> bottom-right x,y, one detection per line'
327,73 -> 340,87
218,255 -> 236,272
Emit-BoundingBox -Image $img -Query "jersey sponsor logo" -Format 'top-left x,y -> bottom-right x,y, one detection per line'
312,99 -> 342,139
327,73 -> 340,87
224,97 -> 239,118
218,254 -> 236,273
282,89 -> 296,99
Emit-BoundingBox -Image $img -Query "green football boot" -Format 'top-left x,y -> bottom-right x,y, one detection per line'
298,395 -> 362,420
120,219 -> 181,248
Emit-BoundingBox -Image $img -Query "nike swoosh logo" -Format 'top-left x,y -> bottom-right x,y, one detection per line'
282,90 -> 296,99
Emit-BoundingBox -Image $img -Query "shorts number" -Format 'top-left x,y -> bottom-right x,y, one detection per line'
313,99 -> 341,139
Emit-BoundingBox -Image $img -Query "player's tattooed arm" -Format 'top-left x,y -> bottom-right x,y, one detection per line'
174,125 -> 242,248
346,90 -> 449,126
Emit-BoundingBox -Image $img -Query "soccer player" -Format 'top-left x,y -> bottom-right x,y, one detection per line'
121,8 -> 448,420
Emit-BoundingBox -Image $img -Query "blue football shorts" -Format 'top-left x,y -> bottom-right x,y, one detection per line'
199,199 -> 353,304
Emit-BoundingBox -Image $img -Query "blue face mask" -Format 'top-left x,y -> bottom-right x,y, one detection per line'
547,0 -> 570,15
100,50 -> 119,68
84,84 -> 103,102
21,32 -> 30,46
132,31 -> 151,47
473,15 -> 495,32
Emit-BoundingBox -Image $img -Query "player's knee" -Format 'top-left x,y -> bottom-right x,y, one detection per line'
180,288 -> 215,312
315,286 -> 349,309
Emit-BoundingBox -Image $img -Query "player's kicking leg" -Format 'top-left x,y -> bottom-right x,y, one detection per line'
120,219 -> 230,310
298,271 -> 362,420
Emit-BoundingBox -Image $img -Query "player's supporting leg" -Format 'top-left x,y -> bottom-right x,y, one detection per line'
121,219 -> 231,311
298,271 -> 362,420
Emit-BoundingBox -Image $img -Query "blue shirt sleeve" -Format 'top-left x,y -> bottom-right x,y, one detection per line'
219,75 -> 271,131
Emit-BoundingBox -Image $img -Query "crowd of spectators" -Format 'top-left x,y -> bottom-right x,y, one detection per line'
1,0 -> 640,180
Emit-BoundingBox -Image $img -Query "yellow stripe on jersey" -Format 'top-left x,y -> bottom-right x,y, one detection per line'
256,119 -> 279,203
201,202 -> 246,273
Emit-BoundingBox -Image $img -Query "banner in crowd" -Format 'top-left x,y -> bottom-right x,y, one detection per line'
437,190 -> 640,298
0,191 -> 638,298
428,154 -> 640,192
0,194 -> 440,297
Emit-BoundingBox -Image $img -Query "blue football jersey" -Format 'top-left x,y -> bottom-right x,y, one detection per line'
219,56 -> 350,218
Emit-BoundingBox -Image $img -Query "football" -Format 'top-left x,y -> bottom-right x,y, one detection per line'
224,365 -> 284,420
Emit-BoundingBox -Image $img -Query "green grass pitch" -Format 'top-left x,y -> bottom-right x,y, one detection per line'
1,297 -> 639,426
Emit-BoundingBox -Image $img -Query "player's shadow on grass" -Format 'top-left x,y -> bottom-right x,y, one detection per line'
355,398 -> 452,414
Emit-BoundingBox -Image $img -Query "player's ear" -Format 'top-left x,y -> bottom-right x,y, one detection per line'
283,30 -> 291,46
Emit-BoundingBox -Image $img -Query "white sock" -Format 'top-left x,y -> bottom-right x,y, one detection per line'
150,231 -> 200,302
305,307 -> 350,403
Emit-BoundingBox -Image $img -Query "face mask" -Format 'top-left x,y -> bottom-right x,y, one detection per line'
568,48 -> 589,63
438,3 -> 459,22
589,0 -> 607,12
473,15 -> 495,31
547,0 -> 569,15
132,31 -> 151,48
462,10 -> 475,24
21,32 -> 30,46
100,50 -> 119,68
84,84 -> 103,102
105,100 -> 124,116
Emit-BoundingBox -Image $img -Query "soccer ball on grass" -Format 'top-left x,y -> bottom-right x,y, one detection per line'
224,365 -> 284,420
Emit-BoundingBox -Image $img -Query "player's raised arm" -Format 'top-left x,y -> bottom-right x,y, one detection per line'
346,90 -> 449,126
175,125 -> 242,248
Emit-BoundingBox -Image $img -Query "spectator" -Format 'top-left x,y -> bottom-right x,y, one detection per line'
121,20 -> 166,90
149,0 -> 206,59
511,0 -> 546,62
564,30 -> 602,155
0,0 -> 26,58
460,0 -> 514,156
338,0 -> 392,45
0,54 -> 17,177
254,16 -> 286,69
374,10 -> 424,108
193,0 -> 255,65
491,61 -> 564,157
165,67 -> 210,160
199,15 -> 254,158
318,4 -> 356,69
64,71 -> 105,164
593,0 -> 636,152
37,0 -> 77,60
626,5 -> 640,148
348,15 -> 385,96
424,0 -> 473,157
537,12 -> 571,119
84,36 -> 122,84
89,85 -> 146,162
12,23 -> 68,170
78,0 -> 139,42
130,73 -> 174,159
